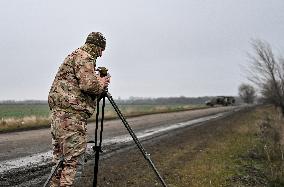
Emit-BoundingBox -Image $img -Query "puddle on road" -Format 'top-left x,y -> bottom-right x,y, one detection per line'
0,110 -> 232,174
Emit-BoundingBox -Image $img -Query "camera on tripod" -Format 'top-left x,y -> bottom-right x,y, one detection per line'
96,67 -> 109,77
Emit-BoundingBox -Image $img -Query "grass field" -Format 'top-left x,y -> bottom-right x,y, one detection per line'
0,103 -> 206,133
182,106 -> 284,186
0,104 -> 50,119
167,106 -> 284,186
95,105 -> 284,186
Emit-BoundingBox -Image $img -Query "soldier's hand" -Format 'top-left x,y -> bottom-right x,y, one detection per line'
106,73 -> 111,83
98,75 -> 110,88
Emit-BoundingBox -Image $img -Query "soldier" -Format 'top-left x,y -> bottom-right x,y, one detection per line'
48,32 -> 110,187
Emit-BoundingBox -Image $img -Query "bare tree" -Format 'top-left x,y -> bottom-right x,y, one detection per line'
238,83 -> 256,104
247,39 -> 284,115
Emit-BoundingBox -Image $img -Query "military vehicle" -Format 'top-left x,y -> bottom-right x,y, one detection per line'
205,96 -> 235,107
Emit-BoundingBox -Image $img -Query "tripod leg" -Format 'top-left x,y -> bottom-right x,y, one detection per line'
93,146 -> 100,187
92,99 -> 100,187
94,99 -> 100,147
93,95 -> 105,187
43,156 -> 64,187
99,96 -> 105,148
106,92 -> 168,187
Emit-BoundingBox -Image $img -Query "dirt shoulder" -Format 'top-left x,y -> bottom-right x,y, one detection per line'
78,105 -> 283,187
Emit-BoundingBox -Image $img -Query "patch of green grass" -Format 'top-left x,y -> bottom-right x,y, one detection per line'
0,104 -> 50,119
0,104 -> 205,133
166,106 -> 284,187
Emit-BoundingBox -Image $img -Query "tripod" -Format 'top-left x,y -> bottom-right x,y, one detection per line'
44,91 -> 168,187
91,91 -> 168,187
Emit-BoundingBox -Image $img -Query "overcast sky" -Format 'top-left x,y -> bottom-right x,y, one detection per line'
0,0 -> 283,100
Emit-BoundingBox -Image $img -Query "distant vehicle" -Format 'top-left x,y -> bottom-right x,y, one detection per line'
205,96 -> 235,107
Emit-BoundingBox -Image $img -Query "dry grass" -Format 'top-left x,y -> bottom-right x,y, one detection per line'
171,105 -> 284,187
0,116 -> 50,132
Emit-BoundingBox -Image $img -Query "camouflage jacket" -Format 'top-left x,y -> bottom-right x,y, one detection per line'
48,44 -> 104,118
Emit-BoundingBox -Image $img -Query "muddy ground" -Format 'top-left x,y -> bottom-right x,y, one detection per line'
77,107 -> 252,187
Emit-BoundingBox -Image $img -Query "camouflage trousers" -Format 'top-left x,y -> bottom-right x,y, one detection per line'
50,110 -> 88,187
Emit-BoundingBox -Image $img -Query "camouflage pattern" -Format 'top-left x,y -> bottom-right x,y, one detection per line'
85,32 -> 106,50
48,33 -> 106,186
50,110 -> 87,187
48,43 -> 104,117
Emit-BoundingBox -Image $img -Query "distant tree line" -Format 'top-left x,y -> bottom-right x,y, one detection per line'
0,96 -> 240,105
0,100 -> 48,104
114,96 -> 239,105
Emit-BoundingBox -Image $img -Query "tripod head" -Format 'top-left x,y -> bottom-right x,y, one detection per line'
96,67 -> 108,77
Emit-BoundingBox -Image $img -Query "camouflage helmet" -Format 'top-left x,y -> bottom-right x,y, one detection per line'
85,32 -> 106,50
